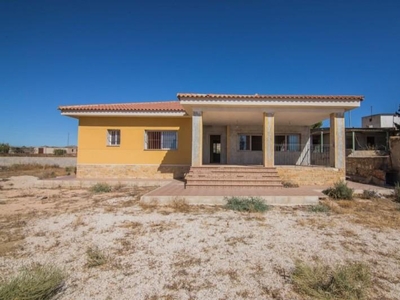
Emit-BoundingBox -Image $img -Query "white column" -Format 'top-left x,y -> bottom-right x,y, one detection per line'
192,110 -> 203,166
330,112 -> 345,169
263,112 -> 275,167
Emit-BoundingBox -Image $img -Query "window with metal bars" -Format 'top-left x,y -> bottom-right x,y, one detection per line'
145,131 -> 177,150
107,129 -> 120,146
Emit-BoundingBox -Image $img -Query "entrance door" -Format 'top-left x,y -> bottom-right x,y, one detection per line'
210,135 -> 221,163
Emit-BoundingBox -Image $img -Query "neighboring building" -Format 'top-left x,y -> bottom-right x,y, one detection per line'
9,146 -> 35,154
34,146 -> 78,155
362,113 -> 400,128
59,93 -> 363,185
312,113 -> 398,152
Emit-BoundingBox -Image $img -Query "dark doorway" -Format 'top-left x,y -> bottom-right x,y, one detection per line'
210,135 -> 221,163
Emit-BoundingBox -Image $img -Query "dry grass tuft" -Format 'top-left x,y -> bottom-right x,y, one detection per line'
0,264 -> 65,300
169,198 -> 190,213
292,260 -> 371,300
139,199 -> 159,211
86,246 -> 108,268
0,214 -> 26,256
322,198 -> 400,229
0,163 -> 68,179
72,215 -> 85,230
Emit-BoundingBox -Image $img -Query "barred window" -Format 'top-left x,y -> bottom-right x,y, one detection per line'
145,131 -> 177,150
107,129 -> 120,146
239,135 -> 262,151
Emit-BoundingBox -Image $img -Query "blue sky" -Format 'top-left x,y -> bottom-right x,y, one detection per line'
1,0 -> 399,146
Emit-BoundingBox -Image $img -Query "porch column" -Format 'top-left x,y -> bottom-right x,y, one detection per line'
192,110 -> 203,166
330,112 -> 345,169
263,112 -> 275,167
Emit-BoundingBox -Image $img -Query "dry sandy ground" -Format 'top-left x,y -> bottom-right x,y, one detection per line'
1,176 -> 400,300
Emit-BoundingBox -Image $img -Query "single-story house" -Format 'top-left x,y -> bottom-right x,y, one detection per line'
59,93 -> 363,186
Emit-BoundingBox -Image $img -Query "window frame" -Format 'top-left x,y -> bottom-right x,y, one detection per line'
238,134 -> 263,151
144,130 -> 178,150
107,129 -> 121,147
274,134 -> 301,152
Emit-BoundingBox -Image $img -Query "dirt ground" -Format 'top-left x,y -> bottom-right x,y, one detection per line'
1,175 -> 400,300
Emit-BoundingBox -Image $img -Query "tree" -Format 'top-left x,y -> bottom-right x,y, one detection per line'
311,121 -> 323,129
394,105 -> 400,131
0,143 -> 10,154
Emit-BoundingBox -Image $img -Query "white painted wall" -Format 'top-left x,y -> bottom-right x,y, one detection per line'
362,115 -> 399,128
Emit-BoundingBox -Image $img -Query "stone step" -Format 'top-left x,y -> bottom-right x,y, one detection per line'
186,181 -> 283,187
186,174 -> 281,178
185,166 -> 283,188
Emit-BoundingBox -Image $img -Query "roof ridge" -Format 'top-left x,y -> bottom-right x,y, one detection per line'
59,100 -> 178,108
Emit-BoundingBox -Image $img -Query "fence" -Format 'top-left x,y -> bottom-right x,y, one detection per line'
274,144 -> 330,166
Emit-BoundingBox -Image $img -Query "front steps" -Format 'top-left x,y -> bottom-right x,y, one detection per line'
185,166 -> 283,188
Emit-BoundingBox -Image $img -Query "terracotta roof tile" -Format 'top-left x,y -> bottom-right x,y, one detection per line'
59,101 -> 185,112
177,93 -> 364,101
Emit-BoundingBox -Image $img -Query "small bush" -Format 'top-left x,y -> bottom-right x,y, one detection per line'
283,181 -> 299,188
0,264 -> 65,300
90,183 -> 112,193
361,189 -> 378,200
292,260 -> 371,300
308,204 -> 330,213
393,182 -> 400,203
86,246 -> 107,268
224,197 -> 270,213
53,149 -> 67,156
322,181 -> 354,200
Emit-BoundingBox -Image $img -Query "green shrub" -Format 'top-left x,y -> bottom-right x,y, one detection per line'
86,246 -> 107,268
0,264 -> 65,300
292,260 -> 371,300
224,197 -> 270,213
361,190 -> 378,200
0,143 -> 10,154
90,183 -> 112,193
53,149 -> 67,156
322,181 -> 354,200
394,182 -> 400,203
308,204 -> 330,213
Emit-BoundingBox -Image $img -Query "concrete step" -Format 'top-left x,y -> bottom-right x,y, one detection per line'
186,182 -> 283,187
185,166 -> 283,188
186,174 -> 281,179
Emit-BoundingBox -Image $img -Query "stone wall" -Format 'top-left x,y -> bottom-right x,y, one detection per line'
77,164 -> 190,179
346,156 -> 390,186
389,136 -> 400,183
0,156 -> 76,167
276,166 -> 345,186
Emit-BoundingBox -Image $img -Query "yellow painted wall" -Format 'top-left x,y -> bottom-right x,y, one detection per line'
77,116 -> 192,165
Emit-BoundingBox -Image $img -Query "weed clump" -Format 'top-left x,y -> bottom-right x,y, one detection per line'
224,197 -> 270,213
322,181 -> 354,200
283,181 -> 299,188
361,190 -> 378,200
0,264 -> 65,300
86,246 -> 107,268
308,204 -> 330,213
292,260 -> 371,300
90,183 -> 112,193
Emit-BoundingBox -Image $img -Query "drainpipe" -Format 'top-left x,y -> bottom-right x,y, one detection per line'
352,131 -> 355,152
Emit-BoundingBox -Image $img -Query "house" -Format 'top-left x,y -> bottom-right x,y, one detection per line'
362,113 -> 399,129
59,93 -> 363,186
34,146 -> 78,155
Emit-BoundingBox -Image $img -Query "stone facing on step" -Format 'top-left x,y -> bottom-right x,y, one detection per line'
77,164 -> 190,179
276,166 -> 345,186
